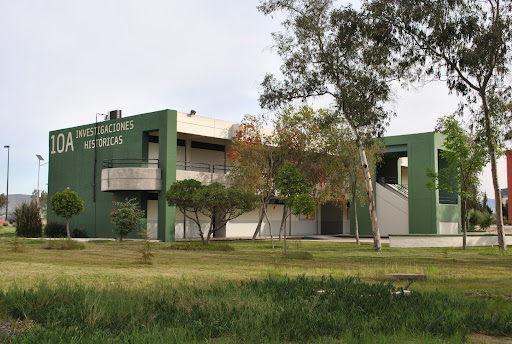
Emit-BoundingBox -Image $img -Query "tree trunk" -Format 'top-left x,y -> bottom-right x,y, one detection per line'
347,120 -> 381,251
481,92 -> 507,252
206,231 -> 212,244
264,204 -> 274,249
279,205 -> 287,241
252,204 -> 267,242
462,199 -> 467,250
283,207 -> 288,256
66,218 -> 71,239
352,187 -> 360,245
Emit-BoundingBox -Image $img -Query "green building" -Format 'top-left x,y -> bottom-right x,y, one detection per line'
352,132 -> 460,236
47,109 -> 460,241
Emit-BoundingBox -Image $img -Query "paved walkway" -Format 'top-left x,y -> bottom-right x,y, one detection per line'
302,235 -> 390,244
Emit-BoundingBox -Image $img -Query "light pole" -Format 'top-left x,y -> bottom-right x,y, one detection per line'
36,154 -> 47,208
4,145 -> 9,220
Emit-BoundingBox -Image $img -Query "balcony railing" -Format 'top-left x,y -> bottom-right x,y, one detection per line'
103,158 -> 159,168
176,161 -> 230,174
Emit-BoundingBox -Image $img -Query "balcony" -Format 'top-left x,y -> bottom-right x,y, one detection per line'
101,159 -> 162,192
176,161 -> 232,185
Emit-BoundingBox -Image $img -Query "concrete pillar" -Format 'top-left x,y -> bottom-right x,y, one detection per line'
507,150 -> 512,224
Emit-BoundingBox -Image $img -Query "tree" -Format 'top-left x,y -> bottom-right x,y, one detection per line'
14,200 -> 42,238
366,0 -> 512,252
198,183 -> 259,244
111,198 -> 145,242
50,189 -> 84,239
258,0 -> 395,251
275,161 -> 317,255
165,179 -> 207,242
425,115 -> 487,249
166,180 -> 258,244
0,193 -> 6,211
31,189 -> 48,213
229,115 -> 285,242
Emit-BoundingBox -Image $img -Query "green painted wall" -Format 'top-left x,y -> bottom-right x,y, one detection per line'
351,132 -> 460,235
47,110 -> 177,241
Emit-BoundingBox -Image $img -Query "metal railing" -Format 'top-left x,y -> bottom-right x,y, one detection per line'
378,177 -> 409,198
176,160 -> 231,174
102,158 -> 159,168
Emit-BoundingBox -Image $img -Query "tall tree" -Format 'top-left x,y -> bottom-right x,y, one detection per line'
229,115 -> 284,242
0,193 -> 6,212
258,0 -> 394,251
366,0 -> 512,251
425,115 -> 488,249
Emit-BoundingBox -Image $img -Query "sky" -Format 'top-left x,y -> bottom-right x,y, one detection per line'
0,0 -> 509,199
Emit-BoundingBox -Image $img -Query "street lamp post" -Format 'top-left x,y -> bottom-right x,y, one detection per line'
36,154 -> 45,208
4,145 -> 9,220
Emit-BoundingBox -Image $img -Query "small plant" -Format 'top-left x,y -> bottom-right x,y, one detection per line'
44,239 -> 85,250
3,221 -> 9,226
111,198 -> 145,242
44,221 -> 67,238
11,236 -> 23,252
138,228 -> 154,265
71,227 -> 88,238
14,201 -> 42,238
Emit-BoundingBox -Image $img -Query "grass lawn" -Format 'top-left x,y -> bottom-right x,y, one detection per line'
0,235 -> 511,342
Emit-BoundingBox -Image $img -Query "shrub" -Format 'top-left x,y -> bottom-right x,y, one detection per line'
3,221 -> 9,226
44,239 -> 85,250
111,198 -> 145,242
469,210 -> 495,230
14,201 -> 42,238
71,227 -> 88,238
44,221 -> 67,238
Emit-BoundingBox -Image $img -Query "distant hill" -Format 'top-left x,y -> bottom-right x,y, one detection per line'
0,194 -> 32,215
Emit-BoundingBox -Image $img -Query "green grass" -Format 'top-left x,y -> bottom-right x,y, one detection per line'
0,239 -> 511,342
0,224 -> 16,238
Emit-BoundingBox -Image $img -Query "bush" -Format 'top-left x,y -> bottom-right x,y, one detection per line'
3,221 -> 9,226
44,239 -> 85,250
71,227 -> 88,238
468,210 -> 494,230
14,201 -> 42,238
44,221 -> 67,238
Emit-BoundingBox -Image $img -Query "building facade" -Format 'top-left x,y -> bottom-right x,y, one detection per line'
47,109 -> 459,241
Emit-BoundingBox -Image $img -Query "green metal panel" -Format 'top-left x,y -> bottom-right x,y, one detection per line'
47,109 -> 178,241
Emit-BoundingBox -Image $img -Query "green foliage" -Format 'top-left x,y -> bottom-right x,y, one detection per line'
138,228 -> 153,265
0,193 -> 6,210
14,201 -> 42,238
166,180 -> 258,244
111,198 -> 145,242
50,189 -> 84,220
275,161 -> 317,216
44,239 -> 85,250
1,276 -> 511,342
3,221 -> 9,226
50,189 -> 84,238
469,210 -> 495,231
44,221 -> 67,238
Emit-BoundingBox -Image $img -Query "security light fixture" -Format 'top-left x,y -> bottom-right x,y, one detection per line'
189,110 -> 196,116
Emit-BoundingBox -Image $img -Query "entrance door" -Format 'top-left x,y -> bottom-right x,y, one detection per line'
321,202 -> 343,235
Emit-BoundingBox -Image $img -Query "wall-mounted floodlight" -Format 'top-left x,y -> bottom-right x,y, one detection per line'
189,110 -> 196,116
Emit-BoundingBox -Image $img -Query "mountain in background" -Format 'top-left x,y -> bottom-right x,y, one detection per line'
0,194 -> 32,215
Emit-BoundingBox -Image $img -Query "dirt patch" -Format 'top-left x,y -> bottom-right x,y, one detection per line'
0,319 -> 39,338
469,333 -> 512,343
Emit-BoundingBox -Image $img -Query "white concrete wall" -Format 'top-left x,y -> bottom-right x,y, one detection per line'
390,234 -> 510,248
175,209 -> 210,240
191,148 -> 225,169
225,209 -> 261,237
177,112 -> 239,140
148,142 -> 159,166
376,183 -> 409,235
439,222 -> 458,234
147,200 -> 158,239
